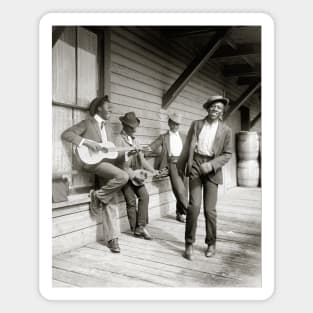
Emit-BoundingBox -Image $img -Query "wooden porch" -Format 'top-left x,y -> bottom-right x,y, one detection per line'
53,187 -> 261,288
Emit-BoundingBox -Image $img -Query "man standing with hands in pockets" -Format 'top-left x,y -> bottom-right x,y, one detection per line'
177,96 -> 233,260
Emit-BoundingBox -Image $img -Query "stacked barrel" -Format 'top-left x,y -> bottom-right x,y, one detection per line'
236,131 -> 260,187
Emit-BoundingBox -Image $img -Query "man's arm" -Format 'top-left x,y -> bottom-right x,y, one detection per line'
140,152 -> 158,175
61,120 -> 87,146
210,127 -> 233,172
177,121 -> 195,175
61,120 -> 104,152
148,135 -> 163,153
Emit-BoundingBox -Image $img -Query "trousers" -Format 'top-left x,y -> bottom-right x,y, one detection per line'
85,161 -> 129,242
168,161 -> 188,215
185,153 -> 218,245
122,181 -> 149,231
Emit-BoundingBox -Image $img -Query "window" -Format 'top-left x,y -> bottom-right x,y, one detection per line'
52,26 -> 108,194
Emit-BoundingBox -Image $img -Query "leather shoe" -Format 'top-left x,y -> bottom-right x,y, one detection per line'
134,226 -> 152,240
89,189 -> 101,215
205,244 -> 216,257
108,238 -> 120,253
183,243 -> 193,260
176,214 -> 186,223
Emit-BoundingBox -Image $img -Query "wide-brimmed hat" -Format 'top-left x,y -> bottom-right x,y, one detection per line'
168,112 -> 182,124
119,112 -> 140,128
89,95 -> 110,116
203,95 -> 230,110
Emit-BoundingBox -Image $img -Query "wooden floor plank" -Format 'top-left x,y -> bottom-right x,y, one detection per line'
52,187 -> 262,288
52,279 -> 75,288
53,260 -> 160,287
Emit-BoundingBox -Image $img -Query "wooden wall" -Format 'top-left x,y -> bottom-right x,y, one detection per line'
52,26 -> 259,255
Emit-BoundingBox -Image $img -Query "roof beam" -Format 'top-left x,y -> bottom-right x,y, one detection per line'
164,27 -> 228,38
237,76 -> 261,85
250,112 -> 261,129
223,63 -> 260,77
52,26 -> 65,47
224,81 -> 261,120
212,43 -> 260,59
162,28 -> 231,109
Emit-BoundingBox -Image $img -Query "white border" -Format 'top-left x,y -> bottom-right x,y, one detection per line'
39,13 -> 274,301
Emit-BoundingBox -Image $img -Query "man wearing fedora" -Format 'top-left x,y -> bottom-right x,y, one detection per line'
61,96 -> 129,253
115,112 -> 158,240
177,96 -> 233,260
149,112 -> 188,223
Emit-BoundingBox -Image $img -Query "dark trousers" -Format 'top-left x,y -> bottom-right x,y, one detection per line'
185,154 -> 218,245
122,181 -> 149,231
168,162 -> 188,215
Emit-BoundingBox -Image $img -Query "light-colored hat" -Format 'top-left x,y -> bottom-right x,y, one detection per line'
203,95 -> 230,110
168,112 -> 182,124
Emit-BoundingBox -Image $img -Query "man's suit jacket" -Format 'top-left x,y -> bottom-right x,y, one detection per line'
61,116 -> 126,170
177,118 -> 233,185
61,116 -> 113,146
114,131 -> 152,180
149,131 -> 186,170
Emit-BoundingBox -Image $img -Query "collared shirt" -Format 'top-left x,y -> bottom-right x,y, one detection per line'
94,114 -> 108,143
78,114 -> 108,147
196,120 -> 219,156
169,131 -> 183,157
119,130 -> 141,168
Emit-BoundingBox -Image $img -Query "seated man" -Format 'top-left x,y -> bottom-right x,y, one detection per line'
115,112 -> 158,240
61,96 -> 129,253
149,112 -> 188,223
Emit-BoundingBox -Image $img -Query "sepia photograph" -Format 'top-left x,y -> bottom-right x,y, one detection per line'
39,13 -> 274,300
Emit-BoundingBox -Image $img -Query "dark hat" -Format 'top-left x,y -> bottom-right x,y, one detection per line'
203,95 -> 230,110
89,95 -> 110,116
119,112 -> 140,128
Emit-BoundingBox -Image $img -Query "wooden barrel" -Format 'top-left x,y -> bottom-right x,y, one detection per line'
237,131 -> 259,161
237,160 -> 260,187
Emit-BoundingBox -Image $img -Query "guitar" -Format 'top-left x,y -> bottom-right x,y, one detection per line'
131,168 -> 169,186
76,141 -> 148,166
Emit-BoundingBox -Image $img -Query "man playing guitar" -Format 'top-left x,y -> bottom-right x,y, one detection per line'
61,96 -> 129,253
115,112 -> 159,240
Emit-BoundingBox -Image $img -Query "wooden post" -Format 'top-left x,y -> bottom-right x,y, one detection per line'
162,28 -> 231,109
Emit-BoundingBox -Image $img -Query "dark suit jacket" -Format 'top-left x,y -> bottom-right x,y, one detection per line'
177,118 -> 233,185
61,116 -> 113,146
149,131 -> 186,170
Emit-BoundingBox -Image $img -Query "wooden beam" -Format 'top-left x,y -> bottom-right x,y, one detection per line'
162,28 -> 231,109
237,76 -> 261,85
52,26 -> 65,47
212,43 -> 260,59
223,64 -> 260,77
224,82 -> 261,120
163,27 -> 226,38
250,112 -> 261,129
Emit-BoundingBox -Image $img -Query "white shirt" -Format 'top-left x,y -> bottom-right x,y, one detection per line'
79,114 -> 107,146
196,120 -> 219,156
169,131 -> 183,157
